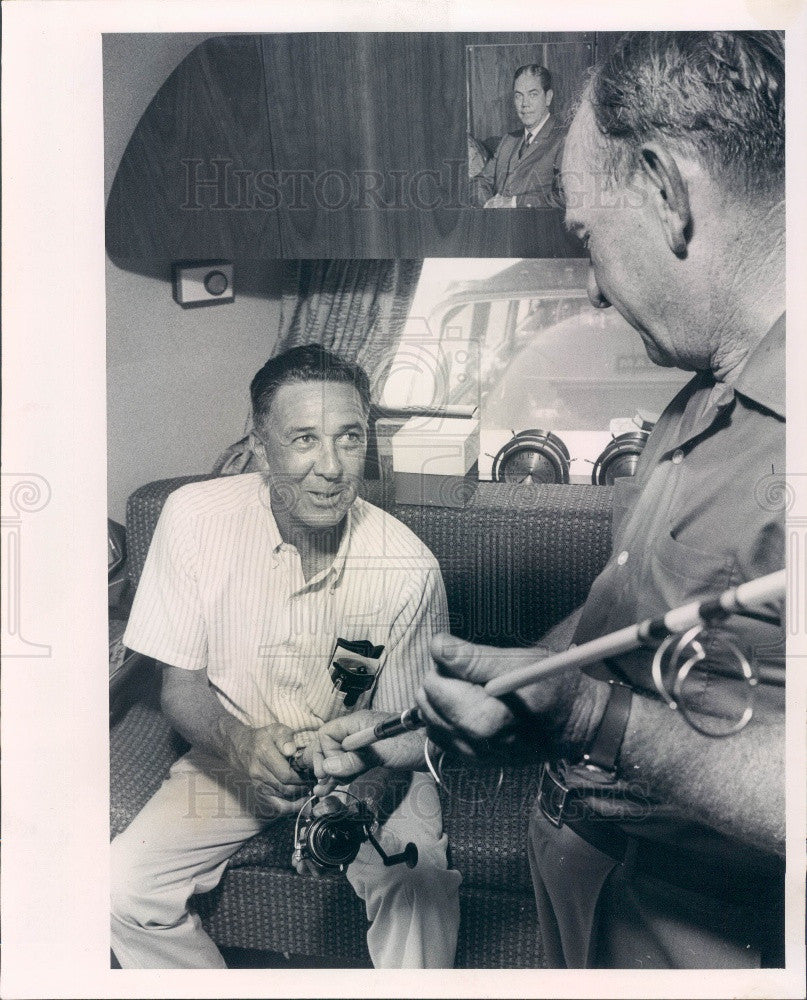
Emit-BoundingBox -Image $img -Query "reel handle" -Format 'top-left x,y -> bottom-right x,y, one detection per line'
366,828 -> 418,869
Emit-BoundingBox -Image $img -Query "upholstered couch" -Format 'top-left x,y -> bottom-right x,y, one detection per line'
110,474 -> 613,967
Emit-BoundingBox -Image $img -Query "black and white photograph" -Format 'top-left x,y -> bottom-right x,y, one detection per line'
3,3 -> 807,998
466,41 -> 587,208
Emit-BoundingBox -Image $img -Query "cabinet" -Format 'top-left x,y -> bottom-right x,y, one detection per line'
106,32 -> 608,263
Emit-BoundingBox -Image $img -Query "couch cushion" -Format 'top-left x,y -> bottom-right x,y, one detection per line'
110,695 -> 181,838
439,762 -> 543,892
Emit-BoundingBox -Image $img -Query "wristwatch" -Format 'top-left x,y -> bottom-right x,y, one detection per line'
538,678 -> 633,828
581,678 -> 634,773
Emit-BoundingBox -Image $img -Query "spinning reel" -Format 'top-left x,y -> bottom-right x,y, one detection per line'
293,789 -> 419,874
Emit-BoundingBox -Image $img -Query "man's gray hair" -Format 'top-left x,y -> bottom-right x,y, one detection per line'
589,31 -> 784,199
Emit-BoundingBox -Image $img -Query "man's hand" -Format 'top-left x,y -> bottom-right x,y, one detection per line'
484,193 -> 517,208
160,665 -> 312,815
415,633 -> 583,761
310,710 -> 425,793
219,715 -> 311,814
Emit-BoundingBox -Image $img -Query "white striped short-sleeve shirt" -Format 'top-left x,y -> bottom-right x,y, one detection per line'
124,474 -> 448,737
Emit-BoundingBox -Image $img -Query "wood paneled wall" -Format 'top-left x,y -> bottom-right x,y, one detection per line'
106,36 -> 282,262
106,32 -> 611,263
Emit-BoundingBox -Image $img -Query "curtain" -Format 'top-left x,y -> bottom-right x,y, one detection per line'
213,259 -> 422,475
276,259 -> 422,397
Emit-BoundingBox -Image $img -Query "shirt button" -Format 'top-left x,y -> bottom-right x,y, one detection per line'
617,550 -> 629,566
672,449 -> 684,464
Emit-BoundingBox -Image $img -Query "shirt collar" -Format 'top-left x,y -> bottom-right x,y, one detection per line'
525,113 -> 550,142
258,476 -> 355,587
732,313 -> 785,419
662,314 -> 785,453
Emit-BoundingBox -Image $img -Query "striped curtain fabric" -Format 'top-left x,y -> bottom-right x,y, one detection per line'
277,259 -> 423,397
212,259 -> 422,475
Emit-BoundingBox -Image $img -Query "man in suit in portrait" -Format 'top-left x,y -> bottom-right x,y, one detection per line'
469,64 -> 566,208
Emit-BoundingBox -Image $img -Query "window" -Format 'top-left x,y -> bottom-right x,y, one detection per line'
381,259 -> 690,482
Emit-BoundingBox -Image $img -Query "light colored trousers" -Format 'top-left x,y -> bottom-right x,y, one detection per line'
111,749 -> 461,968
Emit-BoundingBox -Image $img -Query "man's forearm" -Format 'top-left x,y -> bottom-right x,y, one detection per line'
559,664 -> 785,854
160,665 -> 250,764
621,694 -> 785,855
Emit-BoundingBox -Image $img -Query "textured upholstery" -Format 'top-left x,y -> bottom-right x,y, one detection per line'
113,473 -> 614,967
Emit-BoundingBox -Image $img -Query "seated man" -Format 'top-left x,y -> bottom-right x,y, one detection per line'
469,64 -> 565,208
110,345 -> 461,969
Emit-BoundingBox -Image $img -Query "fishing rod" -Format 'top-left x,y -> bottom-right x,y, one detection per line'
341,569 -> 785,751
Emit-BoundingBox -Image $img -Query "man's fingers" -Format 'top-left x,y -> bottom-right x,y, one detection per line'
429,633 -> 516,685
313,776 -> 338,797
311,745 -> 326,779
414,682 -> 454,735
317,711 -> 376,746
318,750 -> 367,781
414,685 -> 480,758
418,671 -> 515,743
311,795 -> 345,817
430,634 -> 540,685
253,744 -> 308,786
248,766 -> 307,798
414,687 -> 489,758
269,723 -> 299,758
313,714 -> 380,782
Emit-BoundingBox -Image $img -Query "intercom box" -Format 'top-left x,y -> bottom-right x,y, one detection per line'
172,260 -> 234,307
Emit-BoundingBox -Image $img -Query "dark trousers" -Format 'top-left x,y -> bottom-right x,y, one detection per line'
527,803 -> 784,969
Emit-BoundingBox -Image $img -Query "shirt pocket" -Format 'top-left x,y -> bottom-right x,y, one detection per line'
301,643 -> 380,724
649,529 -> 735,611
302,672 -> 349,724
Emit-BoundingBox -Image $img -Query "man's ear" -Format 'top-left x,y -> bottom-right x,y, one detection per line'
545,88 -> 553,109
248,430 -> 269,471
638,142 -> 691,257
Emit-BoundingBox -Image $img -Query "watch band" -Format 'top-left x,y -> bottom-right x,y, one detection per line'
582,679 -> 633,773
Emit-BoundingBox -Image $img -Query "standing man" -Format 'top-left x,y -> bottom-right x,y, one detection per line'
322,32 -> 787,969
422,30 -> 786,968
469,64 -> 565,208
111,345 -> 461,968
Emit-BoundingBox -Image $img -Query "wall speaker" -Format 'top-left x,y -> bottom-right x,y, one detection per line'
591,429 -> 650,485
